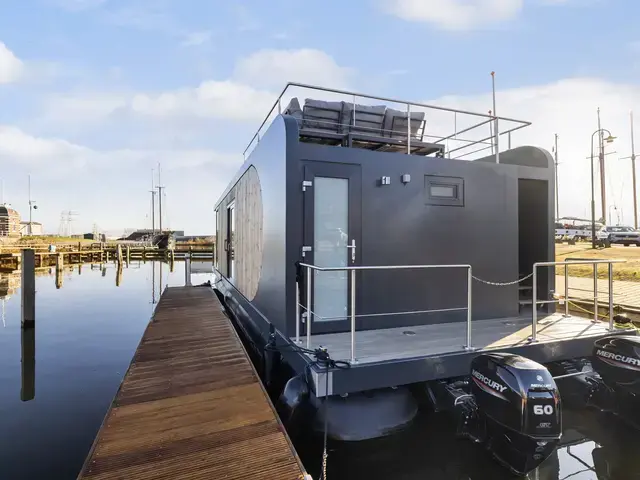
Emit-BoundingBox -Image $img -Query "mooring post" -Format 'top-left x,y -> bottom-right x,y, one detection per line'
21,249 -> 36,328
185,252 -> 192,286
56,253 -> 64,289
116,244 -> 123,264
126,246 -> 131,264
21,327 -> 35,402
116,262 -> 123,287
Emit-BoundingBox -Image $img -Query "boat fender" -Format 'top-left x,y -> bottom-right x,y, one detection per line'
278,375 -> 310,429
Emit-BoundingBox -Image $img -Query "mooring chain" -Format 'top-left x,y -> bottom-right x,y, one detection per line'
471,271 -> 534,286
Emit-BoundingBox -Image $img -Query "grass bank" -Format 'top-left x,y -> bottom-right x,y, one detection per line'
555,243 -> 640,282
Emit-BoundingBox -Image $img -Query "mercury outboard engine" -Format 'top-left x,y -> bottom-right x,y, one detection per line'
549,334 -> 640,432
426,352 -> 562,476
586,335 -> 640,428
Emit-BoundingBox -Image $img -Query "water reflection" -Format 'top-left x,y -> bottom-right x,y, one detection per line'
2,259 -> 638,479
0,260 -> 212,479
20,327 -> 35,402
296,406 -> 640,479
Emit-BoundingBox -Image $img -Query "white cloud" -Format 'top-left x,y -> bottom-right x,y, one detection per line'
0,124 -> 239,170
384,0 -> 524,30
0,124 -> 241,233
181,31 -> 213,47
42,93 -> 128,124
130,80 -> 274,121
234,48 -> 354,89
40,48 -> 352,126
422,78 -> 640,225
0,125 -> 89,167
0,42 -> 24,84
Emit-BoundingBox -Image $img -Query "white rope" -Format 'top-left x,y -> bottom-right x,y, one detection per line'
472,272 -> 534,286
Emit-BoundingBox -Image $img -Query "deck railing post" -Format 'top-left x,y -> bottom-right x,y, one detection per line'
464,266 -> 472,350
352,94 -> 356,127
564,264 -> 570,317
350,269 -> 356,363
295,281 -> 300,344
407,103 -> 411,154
593,263 -> 598,323
306,267 -> 312,349
608,262 -> 614,330
530,264 -> 538,342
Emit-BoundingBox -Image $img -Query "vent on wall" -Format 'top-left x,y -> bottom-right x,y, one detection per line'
424,175 -> 464,207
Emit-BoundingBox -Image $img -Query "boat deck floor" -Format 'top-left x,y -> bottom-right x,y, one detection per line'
295,313 -> 626,364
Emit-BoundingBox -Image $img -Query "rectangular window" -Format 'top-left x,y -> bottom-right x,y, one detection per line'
430,184 -> 456,198
425,175 -> 464,207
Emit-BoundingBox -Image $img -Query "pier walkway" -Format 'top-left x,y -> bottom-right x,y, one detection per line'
77,286 -> 309,480
556,275 -> 640,311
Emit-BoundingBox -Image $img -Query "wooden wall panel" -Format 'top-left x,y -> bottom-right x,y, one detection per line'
234,166 -> 263,300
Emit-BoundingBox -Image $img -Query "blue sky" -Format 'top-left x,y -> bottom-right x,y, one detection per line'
1,0 -> 640,234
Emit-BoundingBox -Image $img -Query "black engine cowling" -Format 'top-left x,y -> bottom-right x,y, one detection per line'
470,352 -> 562,475
592,335 -> 640,394
590,335 -> 640,428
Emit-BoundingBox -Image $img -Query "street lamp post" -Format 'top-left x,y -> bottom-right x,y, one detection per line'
590,128 -> 615,248
27,175 -> 37,236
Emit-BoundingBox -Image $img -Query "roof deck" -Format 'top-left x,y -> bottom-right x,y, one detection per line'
243,82 -> 532,161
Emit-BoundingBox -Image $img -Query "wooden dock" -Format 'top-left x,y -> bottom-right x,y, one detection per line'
77,286 -> 309,480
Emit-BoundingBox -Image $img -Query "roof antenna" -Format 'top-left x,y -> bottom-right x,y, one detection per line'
491,71 -> 499,164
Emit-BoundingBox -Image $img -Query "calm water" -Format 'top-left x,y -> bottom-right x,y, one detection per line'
296,407 -> 640,480
0,261 -> 212,480
1,261 -> 639,480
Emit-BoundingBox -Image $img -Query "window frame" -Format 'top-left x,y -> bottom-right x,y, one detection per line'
424,175 -> 464,207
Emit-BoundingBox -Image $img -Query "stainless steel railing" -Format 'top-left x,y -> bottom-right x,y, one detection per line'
530,259 -> 626,341
243,82 -> 532,161
297,263 -> 473,363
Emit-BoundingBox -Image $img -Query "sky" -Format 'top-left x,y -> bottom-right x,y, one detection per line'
1,0 -> 640,235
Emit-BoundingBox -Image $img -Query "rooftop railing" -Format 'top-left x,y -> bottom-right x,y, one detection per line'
243,82 -> 532,161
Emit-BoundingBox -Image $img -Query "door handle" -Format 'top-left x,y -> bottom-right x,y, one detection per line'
346,239 -> 356,264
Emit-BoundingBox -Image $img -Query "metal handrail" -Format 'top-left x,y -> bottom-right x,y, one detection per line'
243,82 -> 532,160
297,262 -> 473,363
530,259 -> 626,341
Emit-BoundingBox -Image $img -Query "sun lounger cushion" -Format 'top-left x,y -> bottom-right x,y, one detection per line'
301,99 -> 344,132
383,108 -> 425,139
340,103 -> 386,136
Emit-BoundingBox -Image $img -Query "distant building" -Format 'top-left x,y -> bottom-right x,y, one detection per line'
81,232 -> 106,242
20,221 -> 44,236
0,205 -> 21,237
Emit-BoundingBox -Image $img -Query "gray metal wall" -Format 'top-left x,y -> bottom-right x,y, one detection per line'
215,116 -> 297,337
215,115 -> 555,340
285,128 -> 555,334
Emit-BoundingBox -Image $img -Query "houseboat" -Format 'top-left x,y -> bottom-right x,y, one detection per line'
212,82 -> 640,476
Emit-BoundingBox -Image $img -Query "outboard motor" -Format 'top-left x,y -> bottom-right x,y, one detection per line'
426,352 -> 562,476
470,353 -> 562,475
589,335 -> 640,428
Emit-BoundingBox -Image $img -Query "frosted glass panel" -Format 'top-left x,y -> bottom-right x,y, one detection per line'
314,177 -> 348,321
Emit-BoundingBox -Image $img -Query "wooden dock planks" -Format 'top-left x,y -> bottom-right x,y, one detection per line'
77,286 -> 309,480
